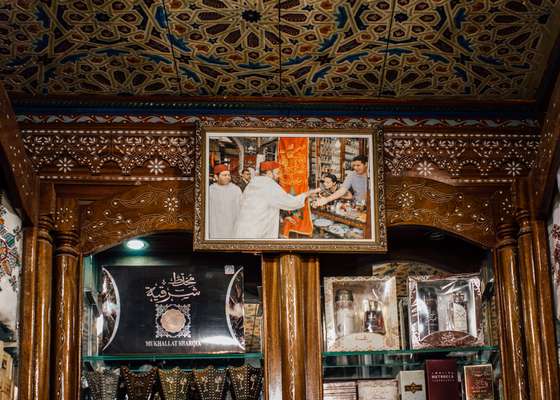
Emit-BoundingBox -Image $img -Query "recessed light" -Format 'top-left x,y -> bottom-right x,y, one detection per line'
126,239 -> 147,250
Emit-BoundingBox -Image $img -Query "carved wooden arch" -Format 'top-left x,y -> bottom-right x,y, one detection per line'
80,181 -> 194,255
385,176 -> 498,248
80,175 -> 499,254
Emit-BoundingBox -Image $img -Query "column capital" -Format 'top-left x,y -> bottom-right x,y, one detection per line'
496,222 -> 518,248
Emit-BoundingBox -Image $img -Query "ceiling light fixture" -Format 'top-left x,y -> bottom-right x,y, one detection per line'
125,239 -> 147,250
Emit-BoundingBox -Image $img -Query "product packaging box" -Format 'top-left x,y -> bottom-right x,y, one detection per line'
324,276 -> 399,351
464,364 -> 494,400
408,274 -> 483,349
100,255 -> 246,355
357,380 -> 397,400
398,370 -> 426,400
324,381 -> 357,400
425,359 -> 460,400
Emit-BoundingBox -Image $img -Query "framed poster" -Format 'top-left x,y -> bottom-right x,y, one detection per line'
194,126 -> 386,252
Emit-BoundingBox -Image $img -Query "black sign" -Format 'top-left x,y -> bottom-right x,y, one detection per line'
100,260 -> 244,355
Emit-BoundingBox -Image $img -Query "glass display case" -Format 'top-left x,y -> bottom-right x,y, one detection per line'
319,227 -> 503,400
80,232 -> 263,400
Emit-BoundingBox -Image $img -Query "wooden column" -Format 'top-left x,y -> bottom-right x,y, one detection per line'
302,257 -> 323,400
33,213 -> 54,400
514,179 -> 546,400
52,198 -> 81,400
278,254 -> 306,400
17,227 -> 37,400
262,256 -> 283,400
531,219 -> 560,399
496,222 -> 528,400
262,254 -> 323,400
491,249 -> 510,400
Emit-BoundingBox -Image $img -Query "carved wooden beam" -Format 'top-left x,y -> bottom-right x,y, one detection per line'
20,123 -> 196,182
20,123 -> 539,187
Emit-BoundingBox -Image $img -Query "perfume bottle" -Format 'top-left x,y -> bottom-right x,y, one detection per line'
424,287 -> 439,335
335,289 -> 355,338
447,291 -> 469,333
363,299 -> 386,334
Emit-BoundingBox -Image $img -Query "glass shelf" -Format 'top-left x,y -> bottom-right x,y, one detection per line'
323,346 -> 499,381
82,352 -> 264,372
323,345 -> 498,358
83,352 -> 263,362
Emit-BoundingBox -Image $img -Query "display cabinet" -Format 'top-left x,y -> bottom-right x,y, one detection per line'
319,227 -> 503,400
80,232 -> 264,400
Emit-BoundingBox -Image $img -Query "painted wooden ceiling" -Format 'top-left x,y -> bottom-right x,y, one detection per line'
1,0 -> 559,100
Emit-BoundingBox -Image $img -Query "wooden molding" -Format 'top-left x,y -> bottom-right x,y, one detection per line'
531,70 -> 560,216
0,82 -> 38,223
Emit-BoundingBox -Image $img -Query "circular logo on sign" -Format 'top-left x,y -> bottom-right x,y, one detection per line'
160,308 -> 186,334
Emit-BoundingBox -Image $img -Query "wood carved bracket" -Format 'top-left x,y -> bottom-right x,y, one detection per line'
80,181 -> 194,254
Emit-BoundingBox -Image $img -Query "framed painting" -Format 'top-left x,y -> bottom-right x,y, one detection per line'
193,126 -> 386,252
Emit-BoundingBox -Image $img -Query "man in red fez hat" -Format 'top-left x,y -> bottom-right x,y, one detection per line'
208,163 -> 242,239
233,159 -> 320,238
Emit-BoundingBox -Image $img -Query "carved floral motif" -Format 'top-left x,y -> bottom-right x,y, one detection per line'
20,126 -> 196,179
384,131 -> 539,181
20,122 -> 539,184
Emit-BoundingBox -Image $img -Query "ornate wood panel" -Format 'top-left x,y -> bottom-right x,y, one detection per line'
385,176 -> 498,247
80,181 -> 194,254
20,120 -> 539,187
384,127 -> 539,184
0,82 -> 37,223
20,123 -> 196,182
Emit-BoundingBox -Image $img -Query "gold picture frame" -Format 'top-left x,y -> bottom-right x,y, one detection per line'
193,125 -> 386,252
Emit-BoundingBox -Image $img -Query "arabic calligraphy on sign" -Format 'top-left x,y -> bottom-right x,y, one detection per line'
145,272 -> 201,304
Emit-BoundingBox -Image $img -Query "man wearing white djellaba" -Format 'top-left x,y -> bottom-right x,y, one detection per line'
234,160 -> 320,239
207,164 -> 242,239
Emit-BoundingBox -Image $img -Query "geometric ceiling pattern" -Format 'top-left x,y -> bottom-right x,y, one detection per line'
1,0 -> 559,99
